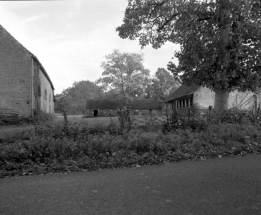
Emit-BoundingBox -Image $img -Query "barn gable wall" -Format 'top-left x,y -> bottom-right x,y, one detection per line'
0,26 -> 32,116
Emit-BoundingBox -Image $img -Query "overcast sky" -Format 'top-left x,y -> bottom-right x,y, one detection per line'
0,0 -> 179,94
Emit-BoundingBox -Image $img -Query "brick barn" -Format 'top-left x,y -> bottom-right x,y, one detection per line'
0,25 -> 55,116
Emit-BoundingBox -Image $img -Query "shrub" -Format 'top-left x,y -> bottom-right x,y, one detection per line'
163,116 -> 208,133
32,110 -> 55,124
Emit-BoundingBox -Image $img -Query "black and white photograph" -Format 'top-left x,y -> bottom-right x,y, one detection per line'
0,0 -> 260,214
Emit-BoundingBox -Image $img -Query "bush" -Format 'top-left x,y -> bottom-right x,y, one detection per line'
163,116 -> 208,133
32,110 -> 55,124
214,109 -> 251,124
0,115 -> 31,126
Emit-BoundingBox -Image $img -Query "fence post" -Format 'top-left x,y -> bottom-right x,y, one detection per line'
208,106 -> 213,121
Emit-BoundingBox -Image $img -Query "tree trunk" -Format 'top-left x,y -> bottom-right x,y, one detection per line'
214,89 -> 229,113
212,0 -> 231,114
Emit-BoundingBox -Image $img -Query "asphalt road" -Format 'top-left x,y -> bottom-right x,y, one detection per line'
0,154 -> 261,215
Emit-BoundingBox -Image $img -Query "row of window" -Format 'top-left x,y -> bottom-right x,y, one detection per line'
44,89 -> 52,101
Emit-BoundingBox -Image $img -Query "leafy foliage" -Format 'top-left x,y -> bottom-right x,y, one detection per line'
215,109 -> 259,124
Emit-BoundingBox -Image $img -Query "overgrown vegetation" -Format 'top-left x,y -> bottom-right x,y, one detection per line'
1,111 -> 261,178
0,110 -> 54,127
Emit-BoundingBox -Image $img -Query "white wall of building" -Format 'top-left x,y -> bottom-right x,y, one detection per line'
39,68 -> 54,113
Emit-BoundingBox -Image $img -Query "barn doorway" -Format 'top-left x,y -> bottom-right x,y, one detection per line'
94,110 -> 98,117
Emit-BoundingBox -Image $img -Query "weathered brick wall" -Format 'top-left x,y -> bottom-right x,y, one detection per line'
0,26 -> 32,116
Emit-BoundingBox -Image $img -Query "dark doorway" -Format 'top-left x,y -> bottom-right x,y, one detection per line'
94,110 -> 98,117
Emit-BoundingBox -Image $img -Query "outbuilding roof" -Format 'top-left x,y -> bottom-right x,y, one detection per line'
165,85 -> 200,102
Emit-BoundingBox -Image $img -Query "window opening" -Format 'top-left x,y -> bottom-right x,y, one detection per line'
44,89 -> 47,100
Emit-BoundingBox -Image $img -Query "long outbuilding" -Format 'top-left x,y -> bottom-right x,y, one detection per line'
164,85 -> 260,114
85,99 -> 162,117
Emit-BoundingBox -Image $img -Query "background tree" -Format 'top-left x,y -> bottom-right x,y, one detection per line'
97,49 -> 151,105
60,80 -> 103,102
117,0 -> 261,112
151,68 -> 179,101
55,80 -> 103,114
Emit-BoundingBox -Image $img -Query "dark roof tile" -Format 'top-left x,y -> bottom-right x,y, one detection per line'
165,85 -> 200,102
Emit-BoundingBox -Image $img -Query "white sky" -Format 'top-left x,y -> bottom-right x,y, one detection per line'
0,0 -> 179,94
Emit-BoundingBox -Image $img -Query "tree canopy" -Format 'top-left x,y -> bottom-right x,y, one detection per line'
117,0 -> 261,111
60,80 -> 103,102
97,50 -> 151,103
146,68 -> 179,100
55,80 -> 103,114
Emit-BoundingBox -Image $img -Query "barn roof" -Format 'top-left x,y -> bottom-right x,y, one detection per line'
32,56 -> 55,90
0,25 -> 55,90
165,85 -> 200,102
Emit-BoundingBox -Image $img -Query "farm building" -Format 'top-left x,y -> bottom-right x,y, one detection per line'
0,25 -> 55,117
164,85 -> 260,113
85,99 -> 162,117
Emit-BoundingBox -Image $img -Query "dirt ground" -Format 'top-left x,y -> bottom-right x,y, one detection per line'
54,114 -> 119,125
55,114 -> 167,127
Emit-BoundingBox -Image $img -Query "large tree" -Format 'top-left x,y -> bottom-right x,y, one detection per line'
97,49 -> 151,105
117,0 -> 261,112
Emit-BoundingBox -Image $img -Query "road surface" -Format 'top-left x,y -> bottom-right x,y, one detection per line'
0,154 -> 261,215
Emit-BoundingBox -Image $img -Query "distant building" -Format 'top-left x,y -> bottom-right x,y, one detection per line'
0,25 -> 55,116
85,99 -> 162,117
164,85 -> 260,113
